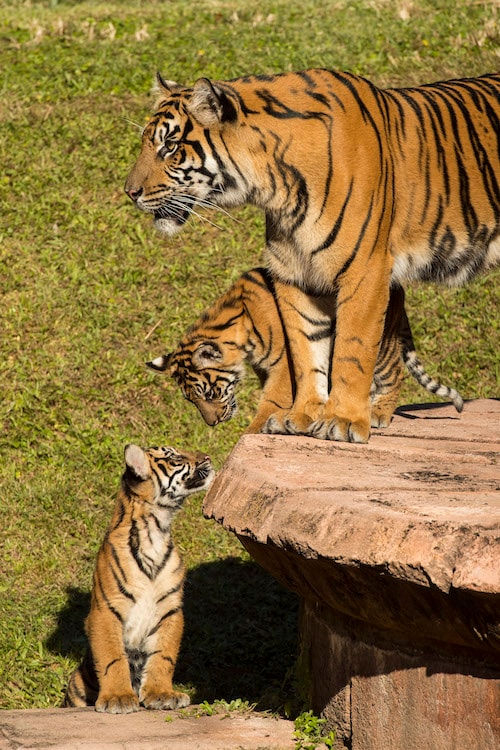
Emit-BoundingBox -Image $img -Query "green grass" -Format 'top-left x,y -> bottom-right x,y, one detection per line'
0,0 -> 498,712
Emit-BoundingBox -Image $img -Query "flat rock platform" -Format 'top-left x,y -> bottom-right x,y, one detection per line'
0,707 -> 297,750
204,399 -> 500,750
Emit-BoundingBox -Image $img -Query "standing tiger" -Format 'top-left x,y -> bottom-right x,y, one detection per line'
125,70 -> 499,443
146,268 -> 463,434
63,443 -> 214,713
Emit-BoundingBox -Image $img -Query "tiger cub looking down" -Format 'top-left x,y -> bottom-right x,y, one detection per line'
63,444 -> 214,713
147,268 -> 463,434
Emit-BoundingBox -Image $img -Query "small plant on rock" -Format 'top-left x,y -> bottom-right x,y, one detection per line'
293,710 -> 336,750
179,698 -> 257,718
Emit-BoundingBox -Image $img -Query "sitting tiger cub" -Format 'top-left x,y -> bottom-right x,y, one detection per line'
147,268 -> 463,434
63,443 -> 214,713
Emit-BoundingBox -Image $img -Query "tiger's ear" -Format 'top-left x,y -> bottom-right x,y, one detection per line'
124,444 -> 150,481
153,72 -> 183,108
155,71 -> 180,93
146,354 -> 174,374
188,78 -> 238,126
192,342 -> 223,370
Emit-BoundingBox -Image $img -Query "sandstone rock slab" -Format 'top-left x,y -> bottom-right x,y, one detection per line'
203,399 -> 500,750
0,707 -> 296,750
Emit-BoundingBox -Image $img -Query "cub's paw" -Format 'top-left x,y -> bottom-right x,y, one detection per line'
95,692 -> 140,714
370,397 -> 397,428
370,410 -> 393,428
308,416 -> 370,443
142,690 -> 191,711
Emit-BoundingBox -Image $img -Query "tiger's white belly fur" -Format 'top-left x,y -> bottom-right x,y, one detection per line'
484,236 -> 500,274
122,522 -> 182,653
391,236 -> 500,287
123,586 -> 159,652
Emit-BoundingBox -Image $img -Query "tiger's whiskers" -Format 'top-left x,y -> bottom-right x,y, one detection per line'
120,115 -> 144,132
178,193 -> 242,227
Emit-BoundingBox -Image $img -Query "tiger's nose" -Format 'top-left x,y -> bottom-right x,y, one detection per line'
124,184 -> 143,202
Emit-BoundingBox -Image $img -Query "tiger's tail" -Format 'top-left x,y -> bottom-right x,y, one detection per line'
397,295 -> 464,413
62,650 -> 98,707
403,346 -> 464,413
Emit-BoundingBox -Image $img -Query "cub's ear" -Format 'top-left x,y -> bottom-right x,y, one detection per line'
188,78 -> 238,126
124,444 -> 150,481
192,342 -> 223,370
146,354 -> 174,374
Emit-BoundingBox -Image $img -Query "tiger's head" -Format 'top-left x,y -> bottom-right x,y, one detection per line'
125,74 -> 252,236
146,340 -> 246,426
123,443 -> 214,511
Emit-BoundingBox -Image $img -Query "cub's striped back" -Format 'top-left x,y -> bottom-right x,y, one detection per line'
63,443 -> 214,713
147,268 -> 462,434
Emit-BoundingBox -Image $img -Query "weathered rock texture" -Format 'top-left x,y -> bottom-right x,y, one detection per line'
204,399 -> 500,750
0,707 -> 296,750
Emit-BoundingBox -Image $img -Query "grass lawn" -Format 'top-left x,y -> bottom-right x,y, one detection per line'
0,0 -> 498,712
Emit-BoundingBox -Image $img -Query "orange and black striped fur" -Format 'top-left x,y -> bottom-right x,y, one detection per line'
63,444 -> 214,713
125,70 -> 499,443
147,268 -> 462,434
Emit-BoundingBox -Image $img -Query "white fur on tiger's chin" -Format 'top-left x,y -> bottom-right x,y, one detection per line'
154,216 -> 185,235
149,355 -> 168,370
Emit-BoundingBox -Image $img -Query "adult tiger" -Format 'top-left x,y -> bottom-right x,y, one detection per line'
146,268 -> 463,433
63,443 -> 214,713
125,70 -> 499,442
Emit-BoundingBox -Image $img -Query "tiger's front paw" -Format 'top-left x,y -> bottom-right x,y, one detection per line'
141,689 -> 191,711
262,410 -> 313,435
261,413 -> 284,434
308,415 -> 370,443
95,692 -> 140,714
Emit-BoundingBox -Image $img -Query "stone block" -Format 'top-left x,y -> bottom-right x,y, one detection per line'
204,399 -> 500,750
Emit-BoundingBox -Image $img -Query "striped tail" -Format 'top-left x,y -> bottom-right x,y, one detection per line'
403,346 -> 464,413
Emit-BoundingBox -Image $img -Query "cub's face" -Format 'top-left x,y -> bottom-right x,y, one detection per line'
125,77 -> 246,235
173,368 -> 238,427
147,342 -> 244,427
124,444 -> 215,509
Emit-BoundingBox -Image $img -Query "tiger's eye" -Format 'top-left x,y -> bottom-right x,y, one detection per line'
158,141 -> 177,158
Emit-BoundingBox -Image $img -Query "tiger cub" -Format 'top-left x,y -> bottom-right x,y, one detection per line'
63,444 -> 214,713
147,268 -> 463,434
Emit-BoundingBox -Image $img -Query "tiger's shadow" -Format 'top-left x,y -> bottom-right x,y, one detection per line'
46,556 -> 298,708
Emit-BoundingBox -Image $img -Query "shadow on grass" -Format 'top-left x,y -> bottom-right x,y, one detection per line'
178,557 -> 299,709
45,588 -> 90,659
46,556 -> 299,711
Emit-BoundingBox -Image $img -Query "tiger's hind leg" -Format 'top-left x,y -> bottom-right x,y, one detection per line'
370,283 -> 406,428
62,650 -> 99,707
370,283 -> 464,423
